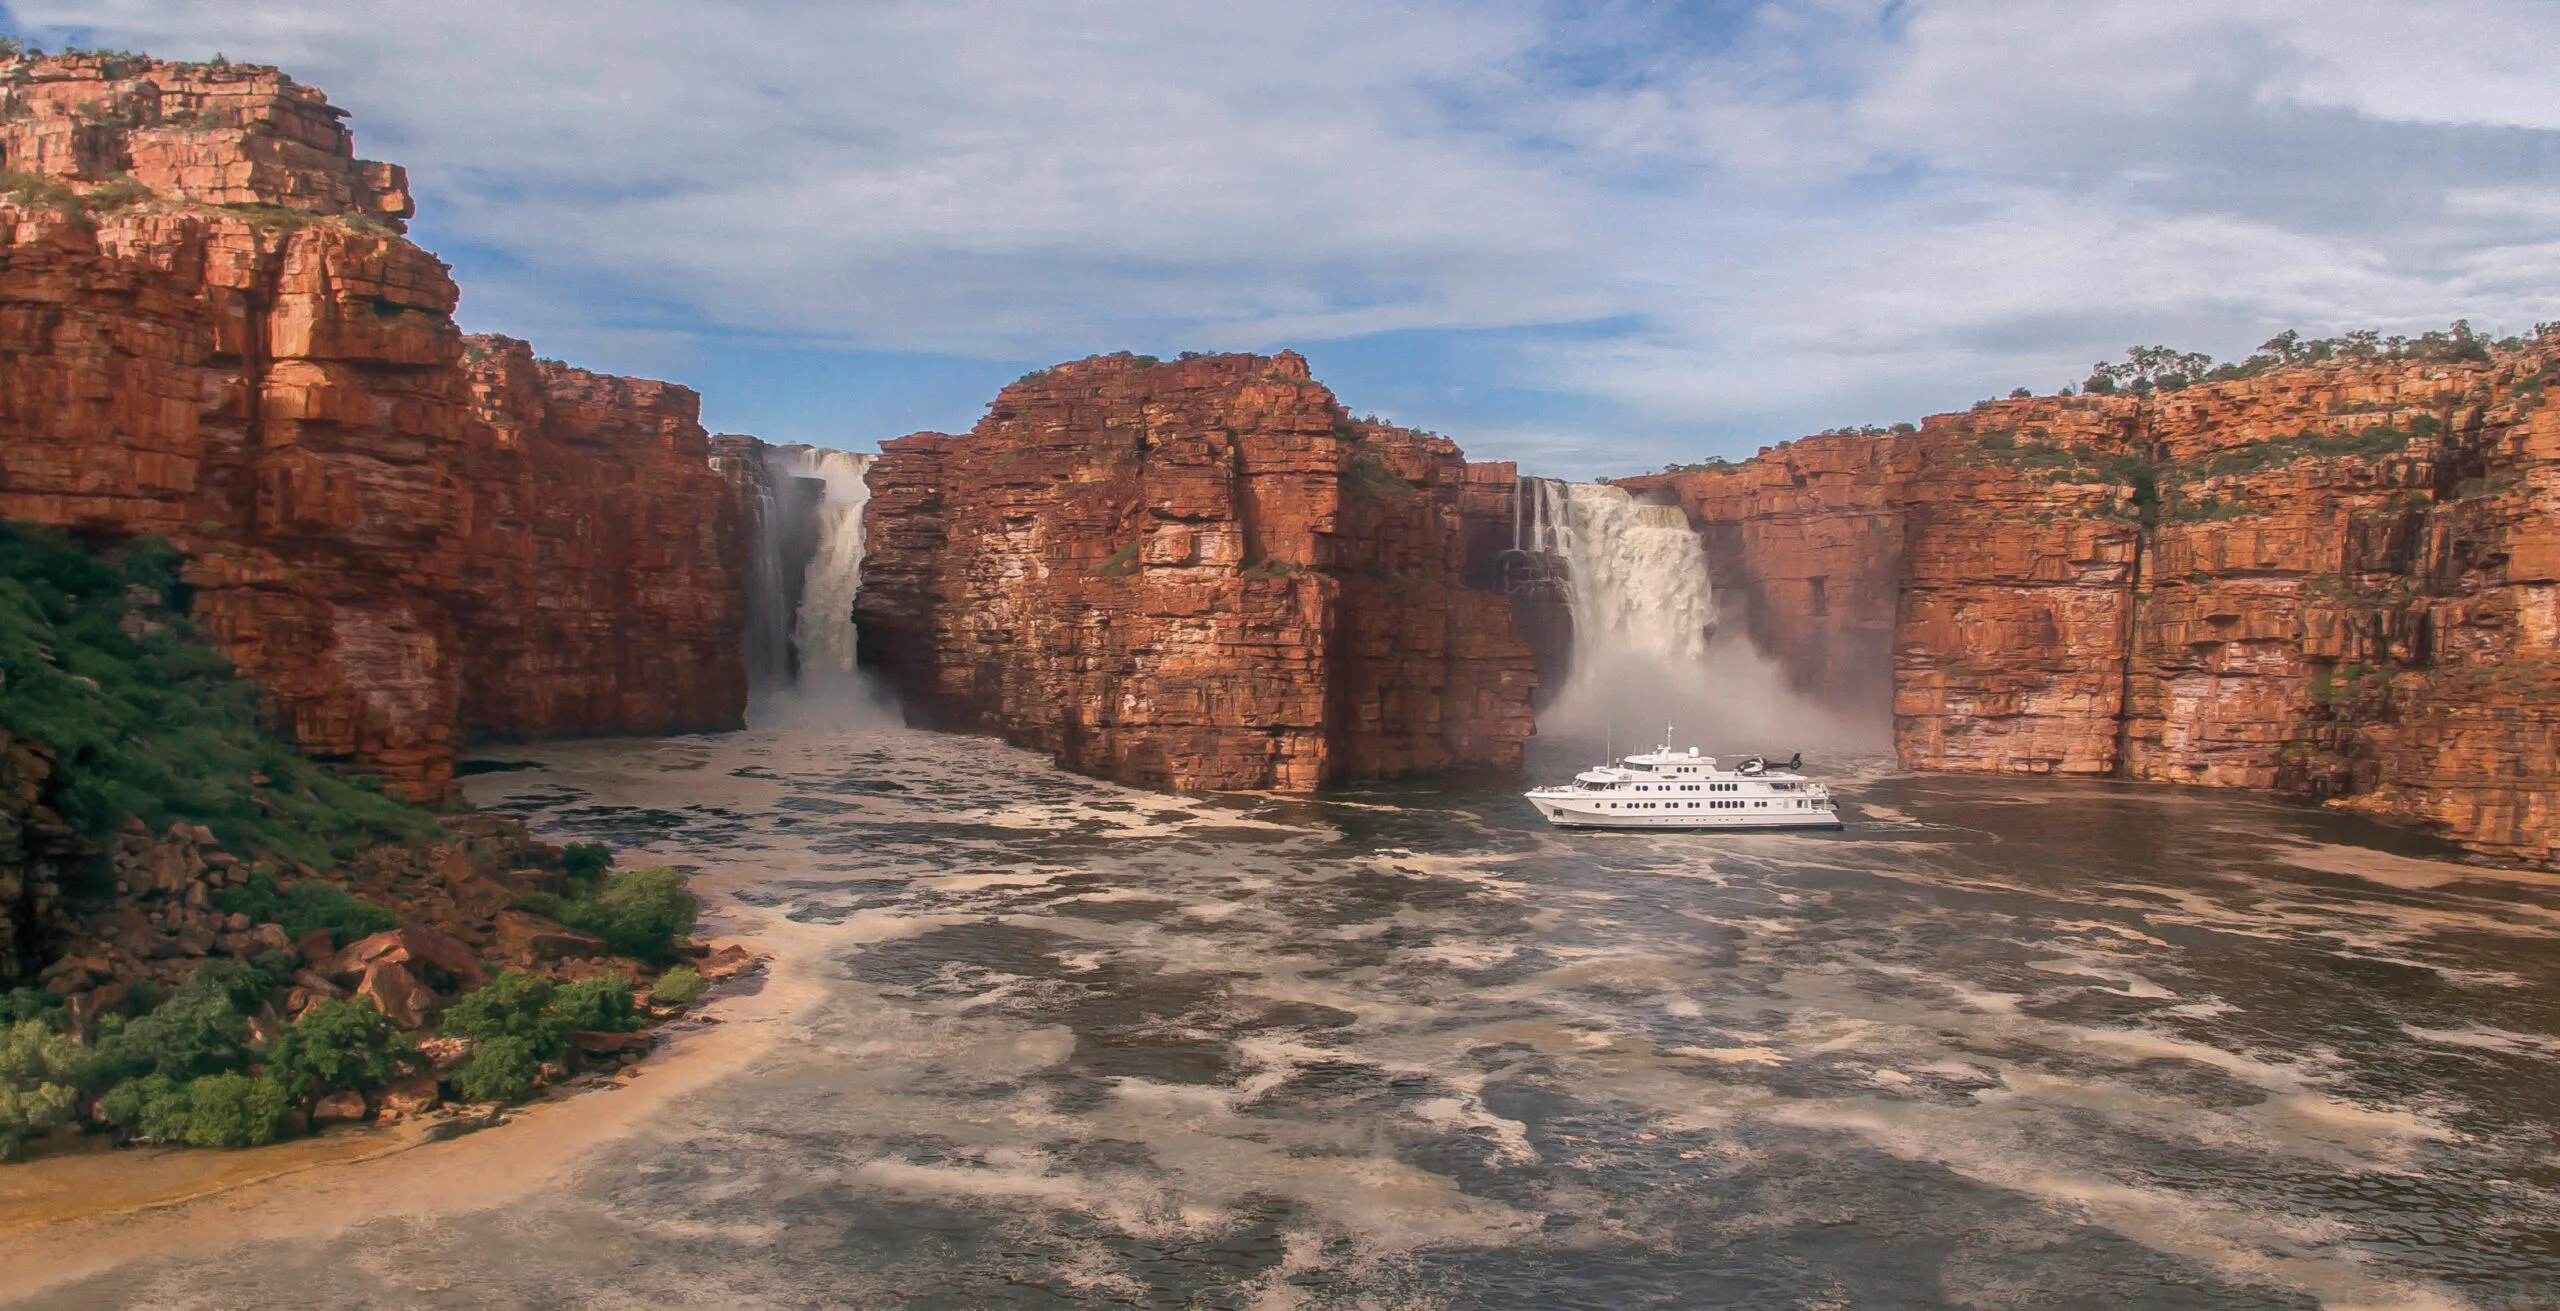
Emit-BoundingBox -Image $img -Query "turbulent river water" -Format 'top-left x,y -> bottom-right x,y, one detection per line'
25,724 -> 2560,1309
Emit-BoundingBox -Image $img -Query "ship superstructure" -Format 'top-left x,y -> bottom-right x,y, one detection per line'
1525,745 -> 1841,830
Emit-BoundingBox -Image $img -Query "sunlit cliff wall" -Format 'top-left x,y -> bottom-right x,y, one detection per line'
0,52 -> 744,798
855,352 -> 1536,790
1621,347 -> 2560,866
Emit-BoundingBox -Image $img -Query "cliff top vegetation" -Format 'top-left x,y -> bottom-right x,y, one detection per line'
2065,320 -> 2547,398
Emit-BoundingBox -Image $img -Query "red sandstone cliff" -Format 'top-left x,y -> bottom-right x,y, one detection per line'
856,352 -> 1535,790
0,52 -> 744,797
453,337 -> 746,741
1621,346 -> 2560,866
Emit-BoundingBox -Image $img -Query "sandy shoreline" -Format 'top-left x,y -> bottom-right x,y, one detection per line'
0,931 -> 808,1303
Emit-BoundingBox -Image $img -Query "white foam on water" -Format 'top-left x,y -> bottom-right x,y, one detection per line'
171,725 -> 2510,1310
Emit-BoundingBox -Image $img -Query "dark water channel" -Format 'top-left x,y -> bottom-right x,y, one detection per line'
27,727 -> 2560,1309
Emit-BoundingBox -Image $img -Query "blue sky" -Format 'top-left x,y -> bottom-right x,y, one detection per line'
13,1 -> 2560,477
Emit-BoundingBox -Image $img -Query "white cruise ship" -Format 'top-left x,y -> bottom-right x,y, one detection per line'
1526,745 -> 1842,830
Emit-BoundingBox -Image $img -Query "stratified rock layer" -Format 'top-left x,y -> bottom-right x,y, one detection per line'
856,352 -> 1536,790
1621,347 -> 2560,866
0,52 -> 744,797
454,337 -> 746,742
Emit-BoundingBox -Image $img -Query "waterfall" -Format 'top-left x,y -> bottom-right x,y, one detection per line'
734,443 -> 883,728
1519,477 -> 1866,755
778,448 -> 873,691
739,458 -> 794,693
1519,480 -> 1718,671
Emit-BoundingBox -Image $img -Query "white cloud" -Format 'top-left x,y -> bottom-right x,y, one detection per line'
19,0 -> 2560,466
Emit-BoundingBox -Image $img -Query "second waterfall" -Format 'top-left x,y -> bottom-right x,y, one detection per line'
1517,478 -> 1864,753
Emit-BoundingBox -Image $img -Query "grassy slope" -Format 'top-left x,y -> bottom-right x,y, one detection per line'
0,524 -> 434,873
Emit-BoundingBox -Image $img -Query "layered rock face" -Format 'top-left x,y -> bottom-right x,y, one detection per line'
1622,347 -> 2560,865
0,52 -> 744,797
454,337 -> 746,741
856,352 -> 1536,789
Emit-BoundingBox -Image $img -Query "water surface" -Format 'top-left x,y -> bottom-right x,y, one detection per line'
23,727 -> 2560,1310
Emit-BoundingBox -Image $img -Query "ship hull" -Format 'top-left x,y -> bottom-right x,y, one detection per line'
1526,796 -> 1844,831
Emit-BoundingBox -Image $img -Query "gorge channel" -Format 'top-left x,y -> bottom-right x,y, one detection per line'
3,48 -> 2556,1306
23,722 -> 2555,1309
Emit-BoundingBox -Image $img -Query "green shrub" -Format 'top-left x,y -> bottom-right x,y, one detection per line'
578,868 -> 697,964
0,1019 -> 89,1160
649,965 -> 704,1006
1,987 -> 63,1028
448,1035 -> 543,1104
1092,540 -> 1141,578
92,960 -> 269,1085
266,998 -> 412,1097
97,1072 -> 191,1140
0,169 -> 88,222
437,971 -> 649,1104
0,524 -> 437,868
548,977 -> 639,1034
438,971 -> 559,1047
214,871 -> 398,947
1342,452 -> 1419,503
176,1072 -> 290,1148
560,841 -> 614,882
2193,425 -> 2417,479
82,176 -> 152,211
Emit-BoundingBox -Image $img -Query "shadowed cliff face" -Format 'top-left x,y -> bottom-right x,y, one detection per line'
855,352 -> 1536,791
0,52 -> 746,799
1620,346 -> 2560,867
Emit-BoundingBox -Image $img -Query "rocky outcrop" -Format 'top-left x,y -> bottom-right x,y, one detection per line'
1621,345 -> 2560,866
0,52 -> 745,797
856,352 -> 1536,790
0,731 -> 84,988
452,336 -> 746,741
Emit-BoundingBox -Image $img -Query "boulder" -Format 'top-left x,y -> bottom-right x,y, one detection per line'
697,943 -> 763,983
292,969 -> 349,1000
413,1035 -> 474,1074
311,1090 -> 368,1127
493,910 -> 607,962
294,928 -> 337,966
219,923 -> 293,961
322,926 -> 487,991
451,875 -> 518,922
571,1029 -> 653,1056
379,1073 -> 441,1118
358,959 -> 441,1029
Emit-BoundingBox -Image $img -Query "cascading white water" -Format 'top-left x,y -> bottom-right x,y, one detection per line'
783,448 -> 873,691
1522,481 -> 1719,671
1523,478 -> 1871,754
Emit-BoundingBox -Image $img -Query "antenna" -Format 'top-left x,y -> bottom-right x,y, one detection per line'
1605,713 -> 1612,766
